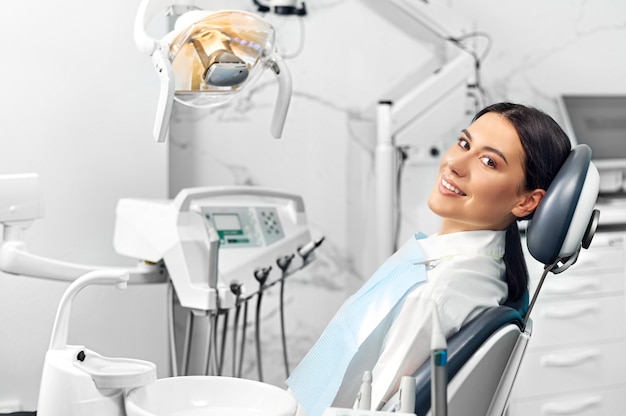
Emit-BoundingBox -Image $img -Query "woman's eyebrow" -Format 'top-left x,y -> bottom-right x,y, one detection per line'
461,128 -> 509,165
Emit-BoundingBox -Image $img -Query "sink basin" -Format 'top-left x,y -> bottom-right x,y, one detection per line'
125,376 -> 298,416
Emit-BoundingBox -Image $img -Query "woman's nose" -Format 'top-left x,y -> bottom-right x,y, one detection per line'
445,153 -> 467,177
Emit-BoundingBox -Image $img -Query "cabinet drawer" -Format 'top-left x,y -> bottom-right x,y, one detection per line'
513,341 -> 626,398
566,245 -> 624,274
528,295 -> 624,347
524,234 -> 624,276
529,271 -> 624,299
508,385 -> 626,416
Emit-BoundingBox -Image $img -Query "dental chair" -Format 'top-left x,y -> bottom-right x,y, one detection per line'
383,144 -> 601,416
2,145 -> 599,416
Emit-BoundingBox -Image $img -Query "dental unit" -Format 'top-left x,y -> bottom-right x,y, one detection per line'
113,186 -> 321,377
0,173 -> 323,415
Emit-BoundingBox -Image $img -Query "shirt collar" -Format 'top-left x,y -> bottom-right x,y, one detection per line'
415,229 -> 506,261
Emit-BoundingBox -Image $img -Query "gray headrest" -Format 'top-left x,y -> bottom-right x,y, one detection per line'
526,144 -> 600,267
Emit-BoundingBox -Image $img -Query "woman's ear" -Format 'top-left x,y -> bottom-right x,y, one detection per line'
512,189 -> 546,219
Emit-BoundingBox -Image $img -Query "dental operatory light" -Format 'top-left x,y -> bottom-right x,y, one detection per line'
134,0 -> 293,142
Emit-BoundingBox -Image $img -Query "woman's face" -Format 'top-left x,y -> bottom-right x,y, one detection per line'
428,112 -> 544,234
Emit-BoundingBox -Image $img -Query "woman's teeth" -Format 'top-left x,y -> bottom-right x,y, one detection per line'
442,179 -> 466,196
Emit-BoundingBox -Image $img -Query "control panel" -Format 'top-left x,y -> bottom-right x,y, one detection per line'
202,207 -> 285,248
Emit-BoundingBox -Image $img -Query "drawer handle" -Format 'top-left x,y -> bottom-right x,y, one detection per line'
543,280 -> 599,295
541,304 -> 598,319
540,349 -> 599,367
541,395 -> 602,415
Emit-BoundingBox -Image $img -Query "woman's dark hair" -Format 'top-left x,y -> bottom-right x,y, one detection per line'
473,103 -> 571,301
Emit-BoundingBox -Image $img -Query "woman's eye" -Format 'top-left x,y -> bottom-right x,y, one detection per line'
458,138 -> 470,149
481,156 -> 497,168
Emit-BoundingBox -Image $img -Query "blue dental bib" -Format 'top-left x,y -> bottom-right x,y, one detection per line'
287,234 -> 428,416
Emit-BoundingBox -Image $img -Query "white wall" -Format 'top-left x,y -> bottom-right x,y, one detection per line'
450,0 -> 626,110
0,0 -> 168,411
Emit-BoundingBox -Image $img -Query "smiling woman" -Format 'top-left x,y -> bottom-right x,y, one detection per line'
439,103 -> 571,304
287,103 -> 572,416
429,111 -> 544,234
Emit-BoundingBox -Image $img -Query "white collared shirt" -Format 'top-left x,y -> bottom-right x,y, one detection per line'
332,229 -> 508,410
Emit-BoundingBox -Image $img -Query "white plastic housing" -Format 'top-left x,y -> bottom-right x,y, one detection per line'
37,346 -> 126,416
0,173 -> 42,224
134,1 -> 292,142
113,186 -> 313,311
559,163 -> 600,258
37,270 -> 157,416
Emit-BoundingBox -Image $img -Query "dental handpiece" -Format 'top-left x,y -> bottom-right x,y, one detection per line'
230,282 -> 243,377
277,254 -> 295,377
356,370 -> 372,410
399,376 -> 416,414
277,253 -> 295,272
238,300 -> 249,378
253,266 -> 272,381
297,236 -> 325,260
431,348 -> 448,416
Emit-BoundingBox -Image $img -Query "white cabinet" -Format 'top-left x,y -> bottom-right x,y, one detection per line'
508,231 -> 626,415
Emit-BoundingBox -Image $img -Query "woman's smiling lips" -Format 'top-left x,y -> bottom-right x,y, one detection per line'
440,177 -> 467,196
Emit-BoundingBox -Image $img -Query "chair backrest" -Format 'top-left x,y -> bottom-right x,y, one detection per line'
390,305 -> 527,416
524,144 -> 600,322
526,144 -> 600,269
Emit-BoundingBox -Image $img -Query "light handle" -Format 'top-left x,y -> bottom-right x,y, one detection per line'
152,47 -> 176,142
269,55 -> 293,138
